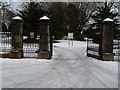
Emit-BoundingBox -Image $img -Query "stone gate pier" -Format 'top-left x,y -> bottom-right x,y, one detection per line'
37,16 -> 50,59
102,18 -> 115,61
10,16 -> 23,58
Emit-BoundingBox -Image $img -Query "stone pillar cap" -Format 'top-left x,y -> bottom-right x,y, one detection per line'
103,18 -> 114,22
40,16 -> 49,20
12,16 -> 22,20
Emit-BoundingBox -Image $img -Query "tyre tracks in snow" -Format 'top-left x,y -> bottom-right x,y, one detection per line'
53,46 -> 94,88
53,46 -> 118,88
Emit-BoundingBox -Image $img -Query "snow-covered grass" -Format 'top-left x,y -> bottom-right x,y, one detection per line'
1,40 -> 118,88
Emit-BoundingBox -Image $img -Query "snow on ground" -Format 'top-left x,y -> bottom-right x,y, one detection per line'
0,58 -> 2,89
1,40 -> 118,88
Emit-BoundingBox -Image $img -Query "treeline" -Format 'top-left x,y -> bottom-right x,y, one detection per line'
2,2 -> 120,40
18,2 -> 98,40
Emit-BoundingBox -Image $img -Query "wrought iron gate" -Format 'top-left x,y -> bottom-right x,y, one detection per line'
23,36 -> 39,58
86,37 -> 101,60
86,26 -> 120,61
113,31 -> 120,61
0,32 -> 39,58
0,32 -> 11,54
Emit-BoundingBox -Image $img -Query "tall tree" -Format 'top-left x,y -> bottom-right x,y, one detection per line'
42,2 -> 97,40
18,2 -> 45,40
91,2 -> 119,41
47,2 -> 66,39
0,1 -> 15,32
92,2 -> 119,29
65,2 -> 97,40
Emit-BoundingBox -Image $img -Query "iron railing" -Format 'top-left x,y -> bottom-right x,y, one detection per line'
0,32 -> 11,54
113,37 -> 120,62
23,36 -> 39,58
86,38 -> 101,59
0,33 -> 39,58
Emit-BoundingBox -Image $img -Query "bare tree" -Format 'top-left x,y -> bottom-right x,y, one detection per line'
65,2 -> 97,40
0,1 -> 15,32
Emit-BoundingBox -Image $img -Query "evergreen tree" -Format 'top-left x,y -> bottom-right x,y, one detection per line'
92,2 -> 119,29
91,2 -> 119,43
18,2 -> 45,41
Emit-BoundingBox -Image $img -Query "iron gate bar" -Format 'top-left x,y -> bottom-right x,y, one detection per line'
23,42 -> 39,58
113,36 -> 120,61
0,32 -> 11,54
86,37 -> 101,59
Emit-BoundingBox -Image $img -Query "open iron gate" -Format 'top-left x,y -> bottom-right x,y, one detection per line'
86,38 -> 101,59
86,28 -> 120,61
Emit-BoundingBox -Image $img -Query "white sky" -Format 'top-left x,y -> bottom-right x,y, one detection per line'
1,0 -> 120,2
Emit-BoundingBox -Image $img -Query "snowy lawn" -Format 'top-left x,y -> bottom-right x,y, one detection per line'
1,40 -> 118,88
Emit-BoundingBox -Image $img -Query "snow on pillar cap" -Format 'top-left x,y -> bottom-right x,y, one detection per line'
12,16 -> 22,20
40,16 -> 49,20
103,18 -> 114,22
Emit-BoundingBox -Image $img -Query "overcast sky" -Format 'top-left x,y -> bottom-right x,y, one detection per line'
2,0 -> 120,2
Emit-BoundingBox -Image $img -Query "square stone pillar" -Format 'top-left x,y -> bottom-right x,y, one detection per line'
102,18 -> 115,61
10,16 -> 23,58
37,16 -> 50,59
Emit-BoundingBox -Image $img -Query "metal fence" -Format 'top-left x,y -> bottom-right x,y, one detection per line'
0,32 -> 39,58
113,36 -> 120,62
86,38 -> 101,59
1,31 -> 119,60
0,32 -> 11,54
86,35 -> 120,61
23,36 -> 39,58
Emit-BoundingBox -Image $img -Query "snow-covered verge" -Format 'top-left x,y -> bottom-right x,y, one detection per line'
1,40 -> 118,88
0,59 -> 2,89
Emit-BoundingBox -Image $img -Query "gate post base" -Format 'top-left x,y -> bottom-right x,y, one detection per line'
37,51 -> 50,59
0,53 -> 11,58
10,51 -> 23,59
102,53 -> 114,61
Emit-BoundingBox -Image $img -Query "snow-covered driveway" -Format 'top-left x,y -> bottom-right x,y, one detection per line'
2,40 -> 118,88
